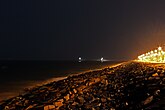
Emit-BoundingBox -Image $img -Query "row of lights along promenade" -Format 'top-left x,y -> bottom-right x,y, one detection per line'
1,47 -> 165,109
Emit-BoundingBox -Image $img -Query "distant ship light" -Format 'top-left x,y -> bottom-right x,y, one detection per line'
101,57 -> 104,62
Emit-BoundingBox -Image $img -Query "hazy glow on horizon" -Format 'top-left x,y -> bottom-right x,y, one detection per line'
137,46 -> 165,63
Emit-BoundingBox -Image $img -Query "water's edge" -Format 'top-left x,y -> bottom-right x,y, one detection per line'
0,61 -> 123,101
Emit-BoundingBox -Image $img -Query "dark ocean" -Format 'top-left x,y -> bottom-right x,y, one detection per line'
0,60 -> 122,100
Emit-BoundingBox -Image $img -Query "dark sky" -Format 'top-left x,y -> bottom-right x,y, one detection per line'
1,1 -> 165,60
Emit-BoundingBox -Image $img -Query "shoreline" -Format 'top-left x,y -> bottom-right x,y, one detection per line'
2,61 -> 165,109
69,62 -> 126,77
0,62 -> 124,101
0,77 -> 67,101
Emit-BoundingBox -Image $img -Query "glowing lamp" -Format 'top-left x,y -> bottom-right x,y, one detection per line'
137,46 -> 165,63
158,47 -> 162,50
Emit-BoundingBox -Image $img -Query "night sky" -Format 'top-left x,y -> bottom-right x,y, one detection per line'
1,1 -> 165,60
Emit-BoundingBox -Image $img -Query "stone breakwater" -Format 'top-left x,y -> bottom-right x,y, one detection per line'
1,62 -> 165,109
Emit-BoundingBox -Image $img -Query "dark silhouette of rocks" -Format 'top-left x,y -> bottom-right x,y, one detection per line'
1,62 -> 165,109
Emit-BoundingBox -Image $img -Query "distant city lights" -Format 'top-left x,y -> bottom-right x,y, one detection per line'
77,57 -> 109,62
137,46 -> 165,63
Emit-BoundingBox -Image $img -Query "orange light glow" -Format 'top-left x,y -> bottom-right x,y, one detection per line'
137,47 -> 165,63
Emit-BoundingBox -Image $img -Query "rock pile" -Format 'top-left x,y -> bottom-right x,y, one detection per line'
1,62 -> 165,109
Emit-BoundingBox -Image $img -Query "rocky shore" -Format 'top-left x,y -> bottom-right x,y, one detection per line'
1,62 -> 165,109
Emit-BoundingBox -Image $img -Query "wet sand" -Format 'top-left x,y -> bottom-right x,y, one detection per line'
1,61 -> 165,109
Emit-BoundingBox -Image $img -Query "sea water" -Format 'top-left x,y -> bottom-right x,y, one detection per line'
0,60 -> 122,100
